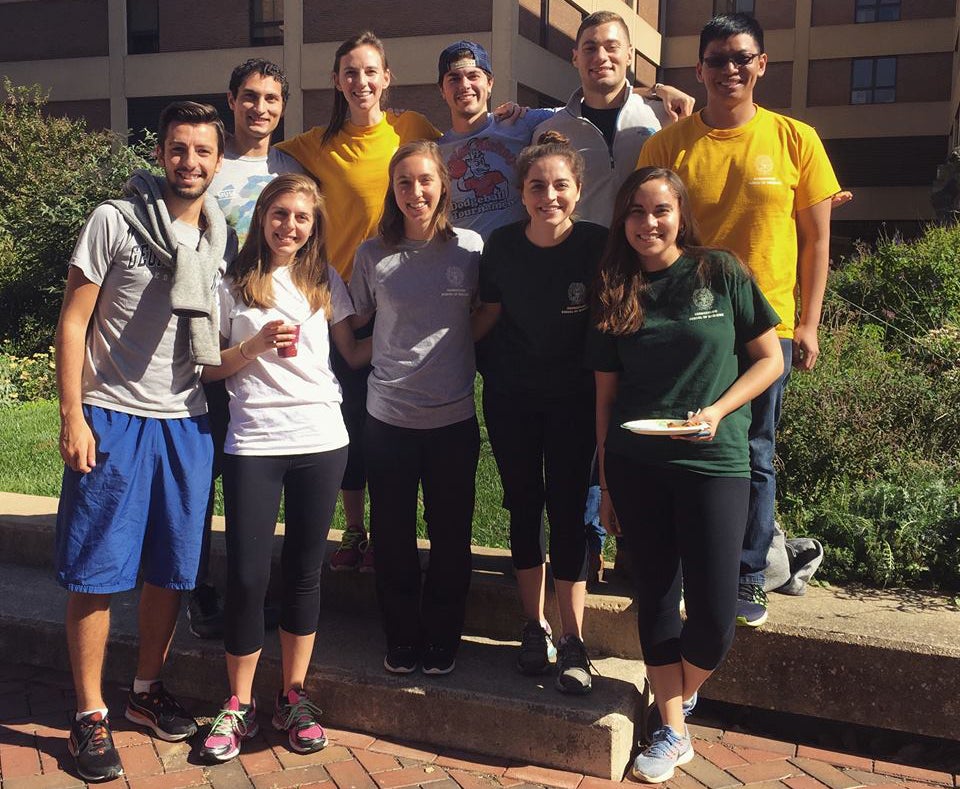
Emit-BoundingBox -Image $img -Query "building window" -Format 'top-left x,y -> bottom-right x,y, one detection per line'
855,0 -> 900,23
251,0 -> 283,46
714,0 -> 755,14
851,57 -> 896,104
127,0 -> 159,54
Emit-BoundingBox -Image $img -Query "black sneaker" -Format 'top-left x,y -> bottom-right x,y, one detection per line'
68,711 -> 124,782
517,619 -> 557,675
383,645 -> 419,674
421,644 -> 456,676
187,583 -> 223,640
555,635 -> 593,695
124,681 -> 198,741
735,583 -> 769,627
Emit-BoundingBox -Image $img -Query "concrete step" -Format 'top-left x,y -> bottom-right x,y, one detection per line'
0,491 -> 644,659
0,561 -> 647,779
4,491 -> 960,743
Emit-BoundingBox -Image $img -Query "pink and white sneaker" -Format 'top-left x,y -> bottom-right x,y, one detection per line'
200,695 -> 258,763
272,688 -> 328,753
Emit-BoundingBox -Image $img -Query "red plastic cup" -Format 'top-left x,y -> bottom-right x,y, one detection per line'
277,324 -> 301,358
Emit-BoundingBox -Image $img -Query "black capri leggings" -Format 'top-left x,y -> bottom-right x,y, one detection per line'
364,414 -> 480,653
330,317 -> 374,492
482,387 -> 594,582
604,450 -> 749,671
222,447 -> 348,656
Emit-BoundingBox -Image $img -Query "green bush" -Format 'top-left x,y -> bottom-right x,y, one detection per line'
778,221 -> 960,590
0,81 -> 153,355
829,225 -> 960,341
0,343 -> 57,406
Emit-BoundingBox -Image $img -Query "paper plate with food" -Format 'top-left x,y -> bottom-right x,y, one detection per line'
620,418 -> 710,436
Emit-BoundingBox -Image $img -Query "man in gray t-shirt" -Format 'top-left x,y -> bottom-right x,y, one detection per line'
55,101 -> 233,783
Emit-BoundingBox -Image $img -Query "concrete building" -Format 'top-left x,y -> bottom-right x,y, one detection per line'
0,0 -> 663,141
660,0 -> 960,242
3,0 -> 958,240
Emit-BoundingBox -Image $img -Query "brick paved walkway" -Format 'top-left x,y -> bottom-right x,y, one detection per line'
1,663 -> 956,789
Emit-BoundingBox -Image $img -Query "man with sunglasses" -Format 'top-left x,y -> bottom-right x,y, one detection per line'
639,13 -> 839,630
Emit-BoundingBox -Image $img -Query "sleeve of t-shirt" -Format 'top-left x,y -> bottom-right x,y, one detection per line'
478,228 -> 504,304
395,110 -> 442,142
636,127 -> 672,169
328,267 -> 356,325
348,248 -> 377,316
217,279 -> 237,340
584,325 -> 623,373
273,148 -> 305,176
68,204 -> 127,286
725,255 -> 781,343
794,123 -> 842,211
521,107 -> 561,133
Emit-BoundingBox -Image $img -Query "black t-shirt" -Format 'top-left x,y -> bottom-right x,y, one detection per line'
586,252 -> 780,477
479,220 -> 608,399
581,104 -> 620,151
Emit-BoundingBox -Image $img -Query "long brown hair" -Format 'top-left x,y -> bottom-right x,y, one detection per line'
227,173 -> 333,320
594,167 -> 747,335
321,31 -> 389,148
378,140 -> 456,247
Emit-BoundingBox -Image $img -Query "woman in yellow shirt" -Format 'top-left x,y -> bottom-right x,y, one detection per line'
278,30 -> 440,569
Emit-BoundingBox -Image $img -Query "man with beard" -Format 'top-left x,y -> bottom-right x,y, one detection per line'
54,101 -> 236,782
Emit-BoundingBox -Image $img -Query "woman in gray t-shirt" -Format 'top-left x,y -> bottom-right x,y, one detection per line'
350,141 -> 483,677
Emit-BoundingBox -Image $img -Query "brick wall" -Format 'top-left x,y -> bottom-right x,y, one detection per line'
809,52 -> 954,106
158,0 -> 250,52
303,0 -> 492,44
0,0 -> 107,62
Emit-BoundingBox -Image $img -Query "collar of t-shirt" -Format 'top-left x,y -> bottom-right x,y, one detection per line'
580,103 -> 620,151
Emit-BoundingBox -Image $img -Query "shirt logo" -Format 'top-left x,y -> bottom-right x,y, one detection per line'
562,281 -> 588,314
689,288 -> 724,322
748,154 -> 783,186
442,265 -> 468,297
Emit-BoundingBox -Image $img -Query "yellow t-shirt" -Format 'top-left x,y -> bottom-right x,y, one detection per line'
638,106 -> 839,338
277,110 -> 440,282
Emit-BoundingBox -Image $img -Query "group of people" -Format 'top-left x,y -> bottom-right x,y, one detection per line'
53,9 -> 839,785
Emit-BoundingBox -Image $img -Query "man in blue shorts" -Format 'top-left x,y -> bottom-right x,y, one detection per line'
54,101 -> 236,782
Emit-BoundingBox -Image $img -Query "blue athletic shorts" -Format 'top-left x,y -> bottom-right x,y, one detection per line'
55,405 -> 213,594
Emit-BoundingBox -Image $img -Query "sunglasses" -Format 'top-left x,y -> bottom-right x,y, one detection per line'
701,52 -> 761,69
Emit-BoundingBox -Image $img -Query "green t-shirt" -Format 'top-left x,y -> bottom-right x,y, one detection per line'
586,252 -> 780,477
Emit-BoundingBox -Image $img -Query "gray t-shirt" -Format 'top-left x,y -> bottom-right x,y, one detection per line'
70,203 -> 230,418
209,147 -> 302,246
350,229 -> 483,429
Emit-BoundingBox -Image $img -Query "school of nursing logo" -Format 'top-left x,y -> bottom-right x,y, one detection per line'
442,265 -> 468,297
689,287 -> 723,322
748,153 -> 782,187
562,281 -> 588,314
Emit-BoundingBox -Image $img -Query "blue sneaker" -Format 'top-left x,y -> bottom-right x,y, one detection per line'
644,692 -> 698,743
632,725 -> 694,783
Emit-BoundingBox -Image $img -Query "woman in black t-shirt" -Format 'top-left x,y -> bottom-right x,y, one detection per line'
588,167 -> 783,782
472,132 -> 606,695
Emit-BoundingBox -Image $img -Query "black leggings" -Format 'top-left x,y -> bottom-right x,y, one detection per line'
222,447 -> 348,656
604,451 -> 749,671
363,414 -> 480,653
482,388 -> 594,582
330,317 -> 374,492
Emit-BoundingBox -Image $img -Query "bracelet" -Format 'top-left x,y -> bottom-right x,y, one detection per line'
651,82 -> 664,99
238,341 -> 254,361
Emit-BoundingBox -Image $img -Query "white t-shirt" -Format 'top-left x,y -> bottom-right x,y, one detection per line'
219,265 -> 354,455
70,203 -> 224,418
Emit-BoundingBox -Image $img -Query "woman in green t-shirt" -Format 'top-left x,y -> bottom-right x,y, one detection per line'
587,167 -> 783,783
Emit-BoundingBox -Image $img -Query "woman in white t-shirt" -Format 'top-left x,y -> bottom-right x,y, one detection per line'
198,174 -> 369,764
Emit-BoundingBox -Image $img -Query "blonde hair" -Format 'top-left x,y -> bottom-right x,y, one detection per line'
227,173 -> 333,320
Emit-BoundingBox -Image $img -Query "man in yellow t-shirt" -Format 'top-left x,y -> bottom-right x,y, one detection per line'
638,13 -> 839,628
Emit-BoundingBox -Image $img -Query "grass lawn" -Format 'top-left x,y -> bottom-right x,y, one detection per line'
0,382 -> 515,550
